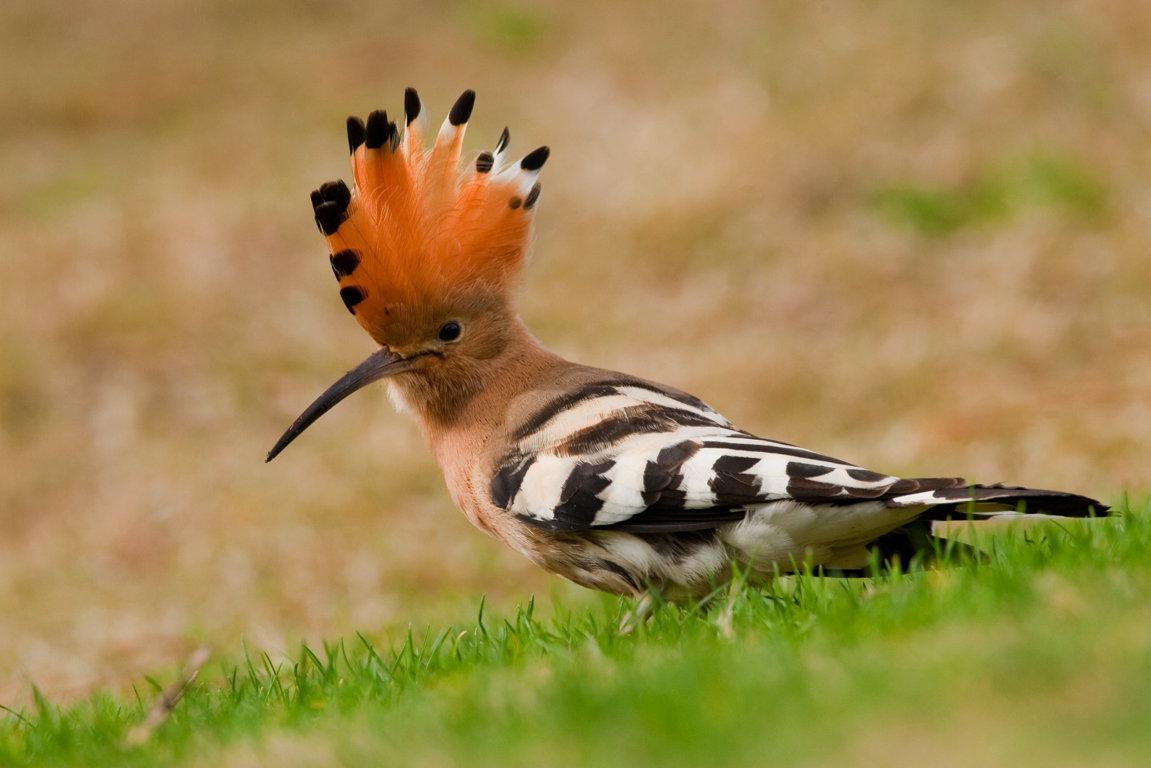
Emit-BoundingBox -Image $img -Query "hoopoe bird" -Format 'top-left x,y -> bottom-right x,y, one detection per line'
269,89 -> 1109,604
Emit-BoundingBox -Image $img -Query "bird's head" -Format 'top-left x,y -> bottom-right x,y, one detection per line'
268,89 -> 548,461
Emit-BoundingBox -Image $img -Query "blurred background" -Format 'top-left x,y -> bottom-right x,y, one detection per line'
1,0 -> 1148,702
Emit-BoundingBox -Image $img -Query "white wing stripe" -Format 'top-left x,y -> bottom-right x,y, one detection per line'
512,455 -> 575,519
594,452 -> 652,525
677,449 -> 721,506
613,385 -> 729,425
517,393 -> 642,452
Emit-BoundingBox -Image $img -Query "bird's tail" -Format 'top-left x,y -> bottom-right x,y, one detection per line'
886,480 -> 1110,519
835,483 -> 1111,577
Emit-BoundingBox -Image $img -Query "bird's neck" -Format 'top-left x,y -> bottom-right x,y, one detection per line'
390,315 -> 567,444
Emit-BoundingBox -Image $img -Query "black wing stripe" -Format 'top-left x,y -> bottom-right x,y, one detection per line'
611,381 -> 717,415
785,477 -> 850,498
641,440 -> 700,509
700,440 -> 854,466
785,461 -> 836,479
550,460 -> 614,529
512,377 -> 724,443
710,455 -> 762,505
604,510 -> 746,533
846,468 -> 889,482
490,453 -> 536,509
512,382 -> 622,441
519,509 -> 743,533
887,477 -> 967,495
557,405 -> 724,456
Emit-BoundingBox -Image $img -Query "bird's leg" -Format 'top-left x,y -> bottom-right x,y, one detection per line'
715,573 -> 747,639
618,591 -> 657,635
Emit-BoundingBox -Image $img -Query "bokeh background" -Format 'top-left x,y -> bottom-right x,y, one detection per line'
2,0 -> 1149,702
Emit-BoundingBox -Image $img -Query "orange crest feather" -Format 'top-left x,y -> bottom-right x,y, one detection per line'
309,89 -> 548,345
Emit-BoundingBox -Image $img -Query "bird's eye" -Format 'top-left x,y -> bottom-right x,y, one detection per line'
437,321 -> 462,342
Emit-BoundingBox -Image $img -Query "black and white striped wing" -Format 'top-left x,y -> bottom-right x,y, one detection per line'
490,377 -> 946,533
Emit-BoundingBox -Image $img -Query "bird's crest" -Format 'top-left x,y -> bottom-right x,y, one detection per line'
310,88 -> 548,345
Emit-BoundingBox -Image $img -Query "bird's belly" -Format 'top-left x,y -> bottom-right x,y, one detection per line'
718,500 -> 924,571
505,528 -> 733,600
509,500 -> 925,599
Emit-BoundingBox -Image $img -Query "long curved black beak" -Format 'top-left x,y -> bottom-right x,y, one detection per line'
266,347 -> 413,462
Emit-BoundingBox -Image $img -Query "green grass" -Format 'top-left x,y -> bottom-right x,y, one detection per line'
4,500 -> 1150,767
871,152 -> 1109,237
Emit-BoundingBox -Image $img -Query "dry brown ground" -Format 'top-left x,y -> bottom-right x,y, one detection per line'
1,0 -> 1149,702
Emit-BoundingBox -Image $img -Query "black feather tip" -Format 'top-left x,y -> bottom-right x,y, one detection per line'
319,180 -> 351,209
520,146 -> 550,171
315,201 -> 347,235
365,110 -> 389,149
339,285 -> 365,314
346,116 -> 366,154
404,87 -> 421,125
475,152 -> 494,173
524,182 -> 541,210
495,126 -> 510,153
330,249 -> 360,278
449,89 -> 476,126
